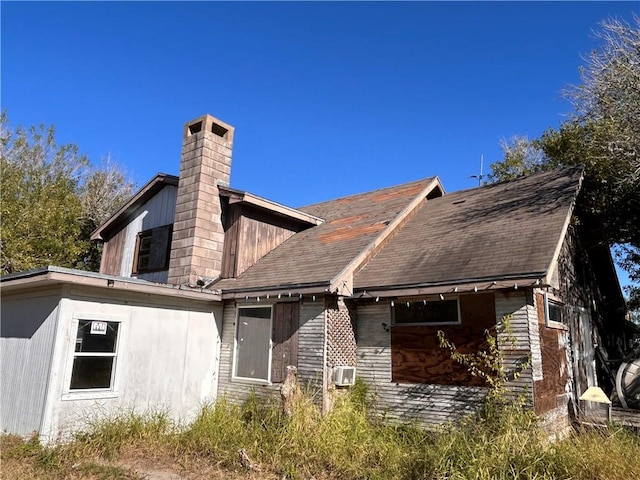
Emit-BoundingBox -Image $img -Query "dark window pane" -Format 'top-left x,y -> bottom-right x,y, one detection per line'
548,302 -> 564,323
394,299 -> 459,324
75,320 -> 119,353
70,357 -> 114,389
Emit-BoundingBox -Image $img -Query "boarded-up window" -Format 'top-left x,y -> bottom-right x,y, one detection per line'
233,303 -> 299,384
391,293 -> 496,385
133,224 -> 172,274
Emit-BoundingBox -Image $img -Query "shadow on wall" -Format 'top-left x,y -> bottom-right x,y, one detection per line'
1,295 -> 59,338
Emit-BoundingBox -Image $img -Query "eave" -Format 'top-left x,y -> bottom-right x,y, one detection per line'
219,185 -> 324,226
1,266 -> 221,302
90,173 -> 179,241
353,273 -> 548,299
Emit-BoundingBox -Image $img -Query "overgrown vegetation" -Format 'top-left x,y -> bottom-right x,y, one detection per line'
2,385 -> 639,480
0,112 -> 136,274
488,15 -> 640,308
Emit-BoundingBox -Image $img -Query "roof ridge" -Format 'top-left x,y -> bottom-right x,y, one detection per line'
299,176 -> 436,210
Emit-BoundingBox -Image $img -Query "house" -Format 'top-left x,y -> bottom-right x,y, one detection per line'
1,114 -> 627,440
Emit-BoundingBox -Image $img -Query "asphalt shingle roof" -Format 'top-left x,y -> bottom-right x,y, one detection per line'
354,167 -> 583,289
214,168 -> 582,294
213,178 -> 435,291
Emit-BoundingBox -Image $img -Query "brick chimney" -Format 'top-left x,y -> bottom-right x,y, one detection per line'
167,114 -> 234,285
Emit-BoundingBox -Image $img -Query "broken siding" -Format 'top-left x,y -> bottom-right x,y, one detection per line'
0,290 -> 61,437
495,291 -> 536,402
356,302 -> 486,426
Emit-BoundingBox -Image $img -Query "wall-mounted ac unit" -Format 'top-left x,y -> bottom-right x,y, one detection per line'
333,366 -> 356,387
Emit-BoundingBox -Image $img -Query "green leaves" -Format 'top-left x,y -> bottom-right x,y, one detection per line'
0,112 -> 135,274
488,16 -> 640,308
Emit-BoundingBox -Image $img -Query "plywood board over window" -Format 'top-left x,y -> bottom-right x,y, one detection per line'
391,293 -> 496,385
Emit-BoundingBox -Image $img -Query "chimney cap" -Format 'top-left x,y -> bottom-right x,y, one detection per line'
184,114 -> 234,144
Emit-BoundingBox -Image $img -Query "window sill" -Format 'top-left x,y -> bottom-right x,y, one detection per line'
231,376 -> 272,387
545,321 -> 569,331
61,390 -> 119,401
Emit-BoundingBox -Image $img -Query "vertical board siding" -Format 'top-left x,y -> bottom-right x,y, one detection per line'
100,228 -> 126,275
222,206 -> 302,279
221,204 -> 241,278
271,303 -> 299,383
1,293 -> 60,436
100,185 -> 177,279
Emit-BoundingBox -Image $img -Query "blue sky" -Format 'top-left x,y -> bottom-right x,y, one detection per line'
2,1 -> 638,283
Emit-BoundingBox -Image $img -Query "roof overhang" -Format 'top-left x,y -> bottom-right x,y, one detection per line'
91,173 -> 179,241
219,185 -> 324,226
220,281 -> 331,300
1,266 -> 222,302
353,273 -> 547,299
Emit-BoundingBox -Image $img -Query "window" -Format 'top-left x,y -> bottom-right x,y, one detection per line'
393,298 -> 460,326
544,294 -> 565,327
133,224 -> 172,274
70,320 -> 120,390
234,306 -> 272,382
233,303 -> 299,384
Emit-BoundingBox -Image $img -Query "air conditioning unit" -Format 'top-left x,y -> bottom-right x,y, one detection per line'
333,366 -> 356,387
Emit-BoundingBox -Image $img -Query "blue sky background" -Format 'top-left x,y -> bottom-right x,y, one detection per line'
2,1 -> 638,286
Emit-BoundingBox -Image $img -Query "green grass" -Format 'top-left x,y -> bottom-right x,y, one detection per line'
2,384 -> 639,480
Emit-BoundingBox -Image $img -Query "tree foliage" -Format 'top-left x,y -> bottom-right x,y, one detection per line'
1,113 -> 135,274
489,16 -> 640,307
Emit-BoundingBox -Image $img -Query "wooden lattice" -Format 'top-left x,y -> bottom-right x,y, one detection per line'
326,298 -> 357,368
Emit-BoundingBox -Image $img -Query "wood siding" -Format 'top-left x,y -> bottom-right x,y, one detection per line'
99,185 -> 177,281
271,303 -> 300,383
356,302 -> 485,426
221,204 -> 302,278
495,291 -> 535,402
391,294 -> 496,386
356,291 -> 536,427
217,298 -> 325,404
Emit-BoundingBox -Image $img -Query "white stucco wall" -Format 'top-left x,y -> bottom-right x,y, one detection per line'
39,289 -> 221,441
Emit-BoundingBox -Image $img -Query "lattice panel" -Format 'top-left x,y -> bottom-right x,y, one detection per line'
326,298 -> 357,368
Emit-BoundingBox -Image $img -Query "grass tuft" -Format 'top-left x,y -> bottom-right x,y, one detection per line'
2,385 -> 639,479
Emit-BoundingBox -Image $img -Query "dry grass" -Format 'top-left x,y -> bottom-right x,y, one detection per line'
2,384 -> 639,480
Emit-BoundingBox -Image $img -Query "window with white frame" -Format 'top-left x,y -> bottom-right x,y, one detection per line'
544,294 -> 565,327
70,320 -> 120,390
393,297 -> 461,325
234,306 -> 273,382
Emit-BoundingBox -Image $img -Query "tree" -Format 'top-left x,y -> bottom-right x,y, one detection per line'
487,135 -> 545,183
0,113 -> 135,274
489,16 -> 640,306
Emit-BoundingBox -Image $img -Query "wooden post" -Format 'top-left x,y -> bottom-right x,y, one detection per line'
280,365 -> 299,416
